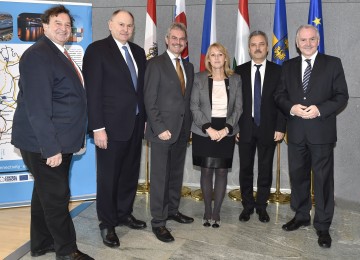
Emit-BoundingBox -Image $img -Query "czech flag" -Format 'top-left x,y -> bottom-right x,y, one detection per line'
199,0 -> 216,72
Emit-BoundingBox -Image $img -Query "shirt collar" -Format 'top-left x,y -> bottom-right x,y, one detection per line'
301,51 -> 318,62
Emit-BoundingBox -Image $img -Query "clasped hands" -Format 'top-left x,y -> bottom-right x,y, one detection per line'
206,127 -> 228,142
291,104 -> 320,120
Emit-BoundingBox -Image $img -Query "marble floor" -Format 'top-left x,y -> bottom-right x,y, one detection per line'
16,194 -> 360,260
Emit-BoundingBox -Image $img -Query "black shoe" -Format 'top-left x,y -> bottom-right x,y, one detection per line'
56,250 -> 94,260
119,215 -> 147,229
239,209 -> 254,222
317,230 -> 332,248
202,219 -> 211,227
167,212 -> 194,224
212,220 -> 220,228
256,209 -> 270,223
282,217 -> 310,231
100,227 -> 120,248
152,226 -> 175,243
31,245 -> 55,257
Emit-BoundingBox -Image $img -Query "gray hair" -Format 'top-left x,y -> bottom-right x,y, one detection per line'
295,24 -> 320,43
166,22 -> 187,40
248,30 -> 268,47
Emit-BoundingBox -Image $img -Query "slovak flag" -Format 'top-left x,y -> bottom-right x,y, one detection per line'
174,0 -> 189,60
144,0 -> 157,60
199,0 -> 217,72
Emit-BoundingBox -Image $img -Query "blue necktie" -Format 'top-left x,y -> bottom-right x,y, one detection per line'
122,46 -> 138,89
303,59 -> 312,93
122,46 -> 138,114
254,64 -> 262,126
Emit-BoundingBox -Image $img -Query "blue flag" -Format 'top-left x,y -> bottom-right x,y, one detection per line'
308,0 -> 325,53
272,0 -> 289,65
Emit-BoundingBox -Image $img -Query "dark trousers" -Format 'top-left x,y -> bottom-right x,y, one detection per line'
238,122 -> 276,211
150,126 -> 188,227
20,150 -> 77,256
288,141 -> 334,231
96,116 -> 143,230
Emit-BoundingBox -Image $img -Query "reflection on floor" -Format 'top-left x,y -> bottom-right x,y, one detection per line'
17,194 -> 360,259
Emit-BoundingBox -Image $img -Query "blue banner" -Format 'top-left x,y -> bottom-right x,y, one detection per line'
308,0 -> 325,53
272,0 -> 289,65
0,0 -> 95,208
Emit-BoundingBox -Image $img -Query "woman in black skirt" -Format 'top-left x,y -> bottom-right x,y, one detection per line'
190,42 -> 243,227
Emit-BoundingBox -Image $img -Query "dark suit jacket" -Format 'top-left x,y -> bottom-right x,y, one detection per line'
83,35 -> 146,141
11,36 -> 87,158
190,71 -> 243,137
275,53 -> 349,144
144,51 -> 194,144
235,60 -> 286,145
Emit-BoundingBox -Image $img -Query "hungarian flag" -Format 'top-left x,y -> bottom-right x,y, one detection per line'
144,0 -> 157,60
199,0 -> 216,72
174,0 -> 189,61
308,0 -> 324,53
272,0 -> 289,65
233,0 -> 250,68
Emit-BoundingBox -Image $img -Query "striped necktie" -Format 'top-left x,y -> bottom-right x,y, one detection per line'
302,59 -> 312,93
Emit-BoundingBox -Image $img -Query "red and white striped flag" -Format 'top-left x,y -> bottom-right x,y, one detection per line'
174,0 -> 189,60
233,0 -> 250,68
144,0 -> 157,60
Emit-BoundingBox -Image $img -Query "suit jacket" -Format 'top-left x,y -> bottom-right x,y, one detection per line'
190,71 -> 243,137
235,60 -> 286,144
11,36 -> 87,158
83,35 -> 146,141
275,53 -> 349,144
144,51 -> 194,144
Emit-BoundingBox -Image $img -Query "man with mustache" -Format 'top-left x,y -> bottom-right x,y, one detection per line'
144,22 -> 194,243
235,30 -> 286,223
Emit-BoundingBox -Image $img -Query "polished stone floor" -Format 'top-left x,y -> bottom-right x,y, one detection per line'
19,194 -> 360,260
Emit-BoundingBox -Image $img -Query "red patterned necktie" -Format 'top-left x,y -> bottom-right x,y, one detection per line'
64,49 -> 84,86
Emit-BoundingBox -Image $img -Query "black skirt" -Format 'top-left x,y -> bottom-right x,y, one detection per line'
192,117 -> 235,168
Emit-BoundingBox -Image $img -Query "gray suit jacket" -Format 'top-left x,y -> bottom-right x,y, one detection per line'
190,71 -> 243,137
144,51 -> 194,144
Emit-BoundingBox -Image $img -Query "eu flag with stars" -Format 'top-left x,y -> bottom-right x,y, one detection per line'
308,0 -> 325,53
272,0 -> 289,65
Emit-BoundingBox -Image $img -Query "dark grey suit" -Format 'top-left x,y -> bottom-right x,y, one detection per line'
144,51 -> 194,227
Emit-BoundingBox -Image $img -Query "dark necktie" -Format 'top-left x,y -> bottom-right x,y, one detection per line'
122,46 -> 138,90
175,58 -> 185,96
303,59 -> 312,93
254,64 -> 262,126
64,49 -> 83,86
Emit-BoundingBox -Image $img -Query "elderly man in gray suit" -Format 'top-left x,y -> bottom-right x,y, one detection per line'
144,22 -> 194,243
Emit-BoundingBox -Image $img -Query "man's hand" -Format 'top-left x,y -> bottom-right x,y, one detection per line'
158,130 -> 172,140
290,104 -> 308,117
302,105 -> 320,119
235,133 -> 240,142
274,131 -> 285,142
46,153 -> 62,168
94,129 -> 108,149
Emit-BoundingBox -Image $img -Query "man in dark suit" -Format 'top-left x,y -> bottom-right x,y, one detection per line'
83,10 -> 147,248
11,5 -> 92,260
235,30 -> 286,223
275,25 -> 349,248
144,22 -> 194,243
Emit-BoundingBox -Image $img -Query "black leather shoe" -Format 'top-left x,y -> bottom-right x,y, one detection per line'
282,217 -> 310,231
31,245 -> 55,257
56,250 -> 94,260
317,230 -> 332,248
167,212 -> 194,224
119,215 -> 147,229
239,209 -> 254,222
256,209 -> 270,223
100,227 -> 120,248
152,226 -> 175,242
